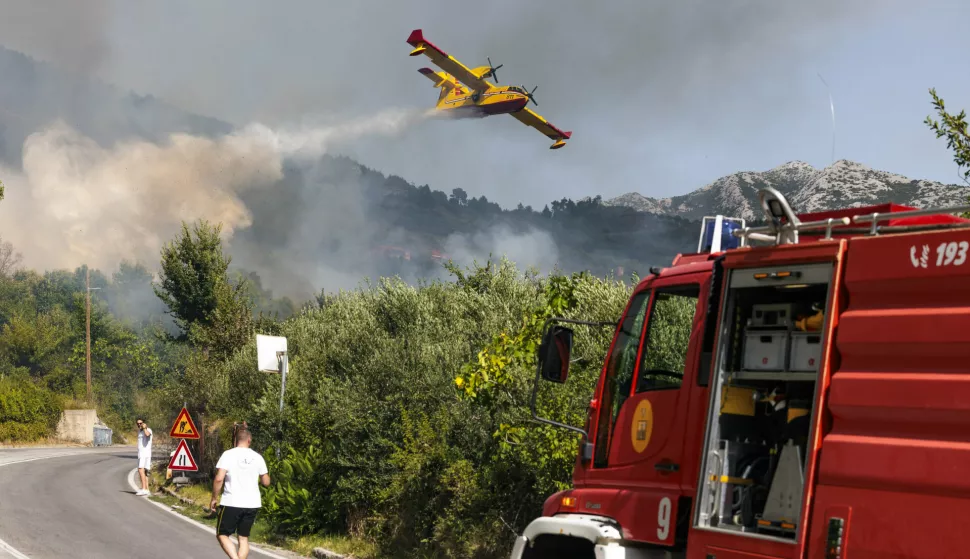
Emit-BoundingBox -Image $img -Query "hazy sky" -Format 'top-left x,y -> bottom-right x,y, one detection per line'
2,0 -> 969,210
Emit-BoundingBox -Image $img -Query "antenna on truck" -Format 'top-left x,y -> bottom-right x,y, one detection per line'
818,73 -> 836,165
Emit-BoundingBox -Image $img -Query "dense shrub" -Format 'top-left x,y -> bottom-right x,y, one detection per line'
176,259 -> 633,558
0,374 -> 63,442
261,445 -> 330,536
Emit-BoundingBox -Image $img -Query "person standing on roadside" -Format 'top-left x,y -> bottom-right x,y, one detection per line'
210,428 -> 270,559
135,418 -> 152,496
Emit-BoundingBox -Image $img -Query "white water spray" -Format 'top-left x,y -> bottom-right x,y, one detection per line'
240,107 -> 440,160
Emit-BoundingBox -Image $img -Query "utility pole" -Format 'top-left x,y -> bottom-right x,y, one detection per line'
85,267 -> 101,404
86,266 -> 92,402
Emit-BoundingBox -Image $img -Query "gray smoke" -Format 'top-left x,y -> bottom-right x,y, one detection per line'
0,107 -> 559,302
21,0 -> 907,209
443,225 -> 560,275
3,0 -> 908,302
0,0 -> 112,75
0,107 -> 429,267
75,0 -> 893,124
0,120 -> 278,272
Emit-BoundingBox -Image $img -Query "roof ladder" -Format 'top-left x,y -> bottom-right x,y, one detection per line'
852,204 -> 970,235
734,188 -> 970,247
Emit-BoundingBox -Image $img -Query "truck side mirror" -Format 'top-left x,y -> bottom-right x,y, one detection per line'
539,325 -> 574,383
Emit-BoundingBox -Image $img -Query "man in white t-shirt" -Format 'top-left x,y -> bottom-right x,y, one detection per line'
210,428 -> 270,559
135,418 -> 152,496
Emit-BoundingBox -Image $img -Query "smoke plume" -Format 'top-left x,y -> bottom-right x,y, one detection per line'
443,225 -> 560,275
0,105 -> 571,304
0,108 -> 439,285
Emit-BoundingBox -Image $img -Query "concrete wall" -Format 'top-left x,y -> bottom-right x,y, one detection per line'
56,409 -> 100,444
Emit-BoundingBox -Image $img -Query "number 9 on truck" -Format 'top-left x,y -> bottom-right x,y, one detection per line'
657,496 -> 672,541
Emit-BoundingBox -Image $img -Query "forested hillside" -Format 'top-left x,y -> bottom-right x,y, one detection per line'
234,154 -> 699,290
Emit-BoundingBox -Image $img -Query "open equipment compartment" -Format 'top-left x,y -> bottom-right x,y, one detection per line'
694,261 -> 834,543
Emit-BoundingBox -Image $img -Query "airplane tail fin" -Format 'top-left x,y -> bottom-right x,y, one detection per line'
418,68 -> 456,90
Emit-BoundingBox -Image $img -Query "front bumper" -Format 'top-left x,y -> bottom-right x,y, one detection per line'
509,514 -> 634,559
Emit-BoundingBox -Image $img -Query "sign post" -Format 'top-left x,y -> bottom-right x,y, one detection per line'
168,406 -> 200,481
256,334 -> 288,459
278,352 -> 289,418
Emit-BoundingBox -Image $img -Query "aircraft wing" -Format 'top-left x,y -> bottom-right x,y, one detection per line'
510,107 -> 572,148
407,29 -> 491,92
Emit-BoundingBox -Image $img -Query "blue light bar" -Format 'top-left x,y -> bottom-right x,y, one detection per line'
698,216 -> 745,253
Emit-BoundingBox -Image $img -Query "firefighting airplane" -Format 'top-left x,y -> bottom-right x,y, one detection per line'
406,29 -> 572,149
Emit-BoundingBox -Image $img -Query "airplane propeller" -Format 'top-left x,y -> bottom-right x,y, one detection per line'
485,57 -> 503,83
522,85 -> 538,106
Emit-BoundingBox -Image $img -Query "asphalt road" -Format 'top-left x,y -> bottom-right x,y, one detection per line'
0,447 -> 292,559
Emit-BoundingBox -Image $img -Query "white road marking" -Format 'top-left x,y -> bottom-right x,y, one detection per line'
126,468 -> 290,559
0,451 -> 83,467
0,539 -> 30,559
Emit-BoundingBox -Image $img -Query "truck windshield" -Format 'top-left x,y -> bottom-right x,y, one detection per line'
594,289 -> 650,467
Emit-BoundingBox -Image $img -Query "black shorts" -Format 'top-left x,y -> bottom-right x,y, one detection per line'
217,506 -> 259,537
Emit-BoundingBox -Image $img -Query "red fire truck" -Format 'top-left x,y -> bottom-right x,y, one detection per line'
511,187 -> 970,559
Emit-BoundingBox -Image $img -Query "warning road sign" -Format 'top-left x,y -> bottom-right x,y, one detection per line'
168,439 -> 198,471
169,407 -> 200,439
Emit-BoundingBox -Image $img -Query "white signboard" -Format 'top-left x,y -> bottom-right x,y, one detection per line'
256,334 -> 287,373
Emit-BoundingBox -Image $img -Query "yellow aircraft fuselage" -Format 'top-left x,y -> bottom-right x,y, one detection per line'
436,82 -> 530,118
416,66 -> 531,118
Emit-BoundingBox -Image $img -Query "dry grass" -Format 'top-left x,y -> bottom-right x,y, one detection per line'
178,482 -> 213,504
286,534 -> 378,558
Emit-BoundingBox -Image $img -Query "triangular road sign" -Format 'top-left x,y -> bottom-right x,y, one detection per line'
168,439 -> 198,471
169,407 -> 200,439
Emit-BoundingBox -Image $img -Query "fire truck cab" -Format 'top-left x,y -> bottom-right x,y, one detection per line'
512,187 -> 970,559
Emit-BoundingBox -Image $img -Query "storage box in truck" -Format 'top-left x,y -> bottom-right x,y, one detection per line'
510,187 -> 970,559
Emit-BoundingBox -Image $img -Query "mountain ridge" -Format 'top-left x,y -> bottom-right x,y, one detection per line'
604,159 -> 968,220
